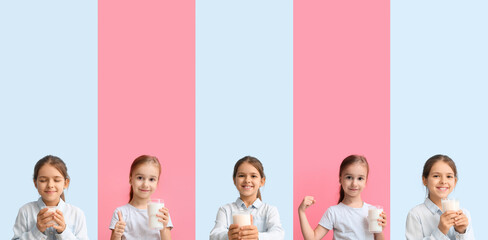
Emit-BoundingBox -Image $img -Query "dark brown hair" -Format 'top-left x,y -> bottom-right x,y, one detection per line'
338,155 -> 369,204
422,154 -> 457,196
233,156 -> 266,200
129,155 -> 162,202
33,155 -> 70,201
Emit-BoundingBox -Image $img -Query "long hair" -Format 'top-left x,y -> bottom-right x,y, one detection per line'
33,155 -> 70,201
338,155 -> 369,204
233,156 -> 266,200
129,155 -> 161,202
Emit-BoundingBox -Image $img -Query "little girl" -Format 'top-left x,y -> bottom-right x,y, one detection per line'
298,154 -> 387,240
12,155 -> 89,239
109,155 -> 173,240
209,156 -> 285,240
405,154 -> 475,239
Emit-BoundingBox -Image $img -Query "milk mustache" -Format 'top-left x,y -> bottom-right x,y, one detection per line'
367,206 -> 383,233
148,199 -> 165,229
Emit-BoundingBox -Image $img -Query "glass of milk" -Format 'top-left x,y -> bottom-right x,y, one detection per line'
232,210 -> 251,227
147,199 -> 165,229
367,205 -> 383,233
43,206 -> 58,226
441,198 -> 459,212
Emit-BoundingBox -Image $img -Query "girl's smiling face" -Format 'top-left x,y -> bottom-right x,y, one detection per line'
340,163 -> 368,199
34,164 -> 69,206
423,161 -> 457,202
234,162 -> 265,201
130,163 -> 160,201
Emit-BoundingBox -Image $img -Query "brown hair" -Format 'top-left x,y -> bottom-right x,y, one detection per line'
33,155 -> 70,201
233,156 -> 266,200
338,155 -> 369,204
129,155 -> 162,202
422,154 -> 457,196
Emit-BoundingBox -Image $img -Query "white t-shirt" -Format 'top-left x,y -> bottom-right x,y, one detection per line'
319,202 -> 374,240
109,204 -> 173,240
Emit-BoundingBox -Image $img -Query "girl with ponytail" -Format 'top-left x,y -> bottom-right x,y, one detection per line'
12,155 -> 88,239
210,156 -> 285,240
298,154 -> 387,240
109,155 -> 173,240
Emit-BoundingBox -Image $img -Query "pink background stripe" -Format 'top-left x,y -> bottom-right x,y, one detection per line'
98,0 -> 195,239
293,0 -> 390,239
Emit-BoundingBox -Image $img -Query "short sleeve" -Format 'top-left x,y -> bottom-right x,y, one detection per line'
318,207 -> 334,231
109,209 -> 120,230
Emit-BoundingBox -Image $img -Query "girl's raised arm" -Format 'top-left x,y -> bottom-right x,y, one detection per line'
298,196 -> 328,240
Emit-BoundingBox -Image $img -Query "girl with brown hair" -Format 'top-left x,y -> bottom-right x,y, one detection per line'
210,156 -> 285,240
12,155 -> 88,240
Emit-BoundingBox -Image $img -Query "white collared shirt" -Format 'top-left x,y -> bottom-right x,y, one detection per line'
405,198 -> 474,240
209,198 -> 285,240
12,197 -> 89,240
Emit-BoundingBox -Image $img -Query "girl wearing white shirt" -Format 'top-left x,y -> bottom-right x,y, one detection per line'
12,155 -> 88,240
110,155 -> 173,240
298,155 -> 387,240
405,154 -> 474,239
209,156 -> 285,240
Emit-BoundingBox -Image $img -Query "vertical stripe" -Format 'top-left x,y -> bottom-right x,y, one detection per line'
294,0 -> 390,239
98,0 -> 195,239
391,0 -> 488,236
0,1 -> 98,239
196,0 -> 293,239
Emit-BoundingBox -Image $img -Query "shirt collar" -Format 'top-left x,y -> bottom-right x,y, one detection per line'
235,197 -> 263,210
424,198 -> 442,215
36,197 -> 66,211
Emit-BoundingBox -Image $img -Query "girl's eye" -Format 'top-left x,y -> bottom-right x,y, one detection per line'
238,175 -> 244,178
39,180 -> 46,183
252,175 -> 257,178
346,176 -> 352,180
55,180 -> 61,182
137,176 -> 143,180
433,175 -> 439,178
358,177 -> 364,181
447,175 -> 453,178
150,178 -> 156,182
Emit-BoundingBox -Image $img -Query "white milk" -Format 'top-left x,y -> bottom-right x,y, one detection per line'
441,199 -> 459,212
232,213 -> 251,227
147,200 -> 165,229
367,206 -> 383,233
44,206 -> 58,226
